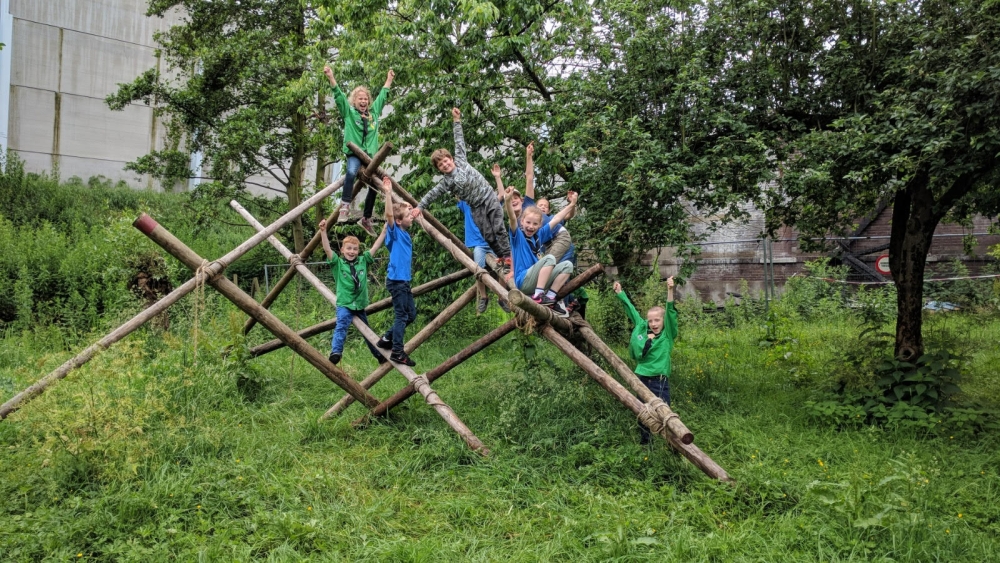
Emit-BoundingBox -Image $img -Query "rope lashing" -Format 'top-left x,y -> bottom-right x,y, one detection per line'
514,310 -> 537,335
410,375 -> 445,407
288,254 -> 304,268
637,397 -> 679,434
192,259 -> 210,364
410,374 -> 430,389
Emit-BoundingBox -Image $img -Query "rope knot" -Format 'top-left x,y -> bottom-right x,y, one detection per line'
288,255 -> 304,268
638,397 -> 678,434
410,374 -> 430,389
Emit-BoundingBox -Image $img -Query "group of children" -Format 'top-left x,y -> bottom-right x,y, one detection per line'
319,67 -> 678,443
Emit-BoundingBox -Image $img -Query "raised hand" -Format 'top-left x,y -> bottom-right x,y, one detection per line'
613,281 -> 623,294
318,219 -> 327,230
526,141 -> 534,157
666,276 -> 675,289
452,107 -> 461,122
567,191 -> 579,205
491,163 -> 501,178
381,176 -> 392,194
323,65 -> 335,85
385,69 -> 395,88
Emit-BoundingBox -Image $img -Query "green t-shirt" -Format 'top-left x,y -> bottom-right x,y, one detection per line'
617,292 -> 678,377
329,251 -> 373,310
331,85 -> 390,156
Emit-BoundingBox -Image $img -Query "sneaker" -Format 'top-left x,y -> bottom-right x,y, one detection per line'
376,337 -> 393,350
337,206 -> 350,223
373,352 -> 388,364
359,217 -> 377,237
476,296 -> 489,314
389,351 -> 416,367
328,352 -> 342,365
498,298 -> 511,313
541,297 -> 568,317
531,294 -> 544,305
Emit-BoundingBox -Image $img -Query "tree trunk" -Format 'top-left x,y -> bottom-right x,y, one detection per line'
287,111 -> 307,253
888,180 -> 941,361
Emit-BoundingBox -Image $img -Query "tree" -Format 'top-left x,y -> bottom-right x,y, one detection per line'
107,0 -> 331,252
676,0 -> 1000,359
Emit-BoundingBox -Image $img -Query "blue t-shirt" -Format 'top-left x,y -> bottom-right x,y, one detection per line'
509,222 -> 557,288
385,222 -> 412,282
457,201 -> 489,249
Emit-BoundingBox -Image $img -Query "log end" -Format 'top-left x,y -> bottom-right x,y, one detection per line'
679,432 -> 694,445
133,213 -> 158,235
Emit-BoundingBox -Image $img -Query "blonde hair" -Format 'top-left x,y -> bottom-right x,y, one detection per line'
520,206 -> 544,224
647,305 -> 666,318
393,201 -> 411,218
340,235 -> 360,249
348,86 -> 372,110
431,148 -> 452,169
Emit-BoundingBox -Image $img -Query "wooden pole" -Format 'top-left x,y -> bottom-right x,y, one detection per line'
539,324 -> 730,481
346,142 -> 472,257
241,177 -> 347,336
231,202 -> 488,455
134,213 -> 382,409
321,284 -> 479,418
0,182 -> 341,421
247,269 -> 472,358
573,318 -> 693,444
353,318 -> 518,427
242,143 -> 394,336
507,289 -> 574,333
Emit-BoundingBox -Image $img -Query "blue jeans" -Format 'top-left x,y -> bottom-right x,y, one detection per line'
383,280 -> 416,354
639,376 -> 671,443
341,155 -> 380,219
472,245 -> 490,268
331,306 -> 384,360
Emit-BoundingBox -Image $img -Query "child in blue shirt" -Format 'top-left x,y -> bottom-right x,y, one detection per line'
374,177 -> 418,366
502,184 -> 579,316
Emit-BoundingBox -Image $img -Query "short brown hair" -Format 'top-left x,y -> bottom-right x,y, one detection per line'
431,148 -> 452,169
647,305 -> 666,318
340,235 -> 360,249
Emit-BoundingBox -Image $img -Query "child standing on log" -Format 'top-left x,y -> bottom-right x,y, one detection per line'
503,184 -> 578,317
375,177 -> 418,366
412,108 -> 512,273
323,65 -> 394,236
613,277 -> 678,445
457,201 -> 510,314
318,220 -> 388,366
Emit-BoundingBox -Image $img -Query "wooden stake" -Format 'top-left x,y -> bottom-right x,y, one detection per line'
322,284 -> 479,418
231,202 -> 488,455
0,182 -> 341,421
134,213 -> 381,409
248,269 -> 472,358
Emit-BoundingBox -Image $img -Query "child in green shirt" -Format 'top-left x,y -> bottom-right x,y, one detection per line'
319,219 -> 388,365
614,277 -> 678,444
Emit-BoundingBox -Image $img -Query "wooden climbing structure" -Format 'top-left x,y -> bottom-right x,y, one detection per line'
0,142 -> 731,482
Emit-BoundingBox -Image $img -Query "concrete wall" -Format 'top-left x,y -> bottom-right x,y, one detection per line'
3,0 -> 183,188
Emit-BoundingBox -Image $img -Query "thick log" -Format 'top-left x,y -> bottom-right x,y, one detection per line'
231,202 -> 487,455
241,177 -> 347,336
574,318 -> 693,444
539,324 -> 730,482
135,214 -> 381,409
0,182 -> 341,421
321,284 -> 479,418
247,269 -> 472,358
353,318 -> 519,427
346,142 -> 471,257
507,289 -> 573,333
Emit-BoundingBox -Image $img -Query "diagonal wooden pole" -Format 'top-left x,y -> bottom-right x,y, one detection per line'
247,269 -> 472,358
230,202 -> 488,455
352,318 -> 519,427
349,265 -> 604,426
1,182 -> 342,421
134,213 -> 381,409
242,143 -> 395,337
321,284 -> 478,418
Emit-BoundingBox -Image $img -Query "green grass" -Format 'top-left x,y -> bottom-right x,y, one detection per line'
1,290 -> 998,562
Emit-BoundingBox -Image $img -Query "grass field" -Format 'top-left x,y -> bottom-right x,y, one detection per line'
1,284 -> 998,562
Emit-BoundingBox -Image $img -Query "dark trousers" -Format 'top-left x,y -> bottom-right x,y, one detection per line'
341,155 -> 379,218
383,279 -> 416,354
331,307 -> 384,360
639,376 -> 671,443
471,197 -> 511,258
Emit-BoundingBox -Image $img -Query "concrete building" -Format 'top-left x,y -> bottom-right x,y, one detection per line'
0,0 -> 183,188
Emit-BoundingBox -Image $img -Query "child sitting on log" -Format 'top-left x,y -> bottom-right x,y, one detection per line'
375,177 -> 418,366
412,108 -> 512,274
323,65 -> 394,236
318,220 -> 388,366
502,183 -> 579,317
613,277 -> 678,445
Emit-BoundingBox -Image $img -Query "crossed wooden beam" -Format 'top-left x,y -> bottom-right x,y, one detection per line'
0,142 -> 731,482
